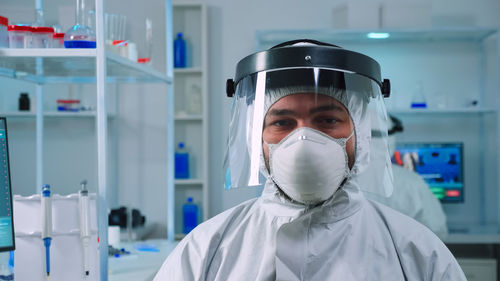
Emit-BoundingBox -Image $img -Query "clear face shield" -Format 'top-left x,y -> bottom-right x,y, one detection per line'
224,41 -> 393,198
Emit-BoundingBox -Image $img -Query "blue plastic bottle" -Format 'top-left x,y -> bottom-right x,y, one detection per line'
175,142 -> 189,179
182,197 -> 198,234
174,32 -> 186,68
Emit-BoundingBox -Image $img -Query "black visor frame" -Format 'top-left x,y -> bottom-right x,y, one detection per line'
227,41 -> 390,98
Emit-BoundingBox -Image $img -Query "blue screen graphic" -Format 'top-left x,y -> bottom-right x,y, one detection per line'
0,118 -> 14,251
392,143 -> 463,203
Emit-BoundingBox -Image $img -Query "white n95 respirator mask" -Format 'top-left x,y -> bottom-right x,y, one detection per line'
266,127 -> 353,205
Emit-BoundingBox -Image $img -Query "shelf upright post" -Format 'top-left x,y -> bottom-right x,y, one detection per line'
477,37 -> 487,224
34,0 -> 44,195
166,0 -> 175,242
497,34 -> 500,227
95,0 -> 109,279
35,61 -> 44,194
201,3 -> 209,222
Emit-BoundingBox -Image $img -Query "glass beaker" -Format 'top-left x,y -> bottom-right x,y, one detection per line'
410,81 -> 427,109
64,0 -> 96,48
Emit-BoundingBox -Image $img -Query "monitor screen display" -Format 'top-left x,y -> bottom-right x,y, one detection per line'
0,117 -> 15,252
392,142 -> 464,203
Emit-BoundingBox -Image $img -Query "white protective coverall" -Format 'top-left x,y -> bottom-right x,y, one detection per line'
155,129 -> 464,280
364,164 -> 449,239
154,178 -> 465,280
154,42 -> 465,281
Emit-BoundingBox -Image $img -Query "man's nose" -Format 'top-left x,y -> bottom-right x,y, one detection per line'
297,120 -> 314,129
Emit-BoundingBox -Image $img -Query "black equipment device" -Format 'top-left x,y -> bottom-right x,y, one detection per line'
108,207 -> 146,229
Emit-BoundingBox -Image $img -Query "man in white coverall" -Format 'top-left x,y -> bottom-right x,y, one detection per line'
361,115 -> 449,239
154,40 -> 466,280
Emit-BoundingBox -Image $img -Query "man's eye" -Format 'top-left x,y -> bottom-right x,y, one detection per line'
317,117 -> 338,125
273,120 -> 290,126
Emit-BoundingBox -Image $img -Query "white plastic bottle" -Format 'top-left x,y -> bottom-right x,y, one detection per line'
0,251 -> 14,281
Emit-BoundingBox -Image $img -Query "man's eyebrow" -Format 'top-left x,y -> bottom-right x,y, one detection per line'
266,109 -> 298,117
309,104 -> 345,114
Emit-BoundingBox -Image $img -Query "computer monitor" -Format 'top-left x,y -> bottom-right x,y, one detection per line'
392,142 -> 464,203
0,117 -> 15,252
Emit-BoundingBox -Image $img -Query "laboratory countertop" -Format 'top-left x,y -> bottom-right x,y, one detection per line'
444,224 -> 500,244
108,239 -> 179,281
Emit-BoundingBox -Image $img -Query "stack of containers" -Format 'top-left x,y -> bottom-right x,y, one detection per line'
6,25 -> 55,48
0,16 -> 8,47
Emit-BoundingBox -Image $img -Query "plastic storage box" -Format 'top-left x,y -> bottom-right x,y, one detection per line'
7,25 -> 32,48
57,99 -> 81,112
52,33 -> 65,48
31,27 -> 54,48
0,16 -> 8,48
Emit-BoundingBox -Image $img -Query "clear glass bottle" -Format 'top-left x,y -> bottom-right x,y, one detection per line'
186,83 -> 202,115
410,81 -> 427,109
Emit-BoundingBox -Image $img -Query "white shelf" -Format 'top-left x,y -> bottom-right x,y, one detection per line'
388,108 -> 497,114
0,111 -> 115,118
174,114 -> 203,121
0,49 -> 172,84
173,2 -> 209,237
175,179 -> 204,185
0,48 -> 96,57
0,111 -> 36,117
256,27 -> 498,49
174,67 -> 202,74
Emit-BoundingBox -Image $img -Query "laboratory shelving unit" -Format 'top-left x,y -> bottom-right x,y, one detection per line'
172,2 -> 208,239
0,0 -> 175,280
256,27 -> 500,240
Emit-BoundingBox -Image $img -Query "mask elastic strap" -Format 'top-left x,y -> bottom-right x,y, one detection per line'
337,129 -> 355,146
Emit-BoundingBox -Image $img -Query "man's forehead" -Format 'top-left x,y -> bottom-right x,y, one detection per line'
268,93 -> 348,113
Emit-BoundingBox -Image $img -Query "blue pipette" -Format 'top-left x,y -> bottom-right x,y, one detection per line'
41,184 -> 52,279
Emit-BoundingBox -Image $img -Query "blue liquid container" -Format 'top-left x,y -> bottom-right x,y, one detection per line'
410,81 -> 427,108
410,102 -> 427,108
175,142 -> 190,179
63,24 -> 96,49
174,32 -> 186,68
64,40 -> 96,48
182,197 -> 198,234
